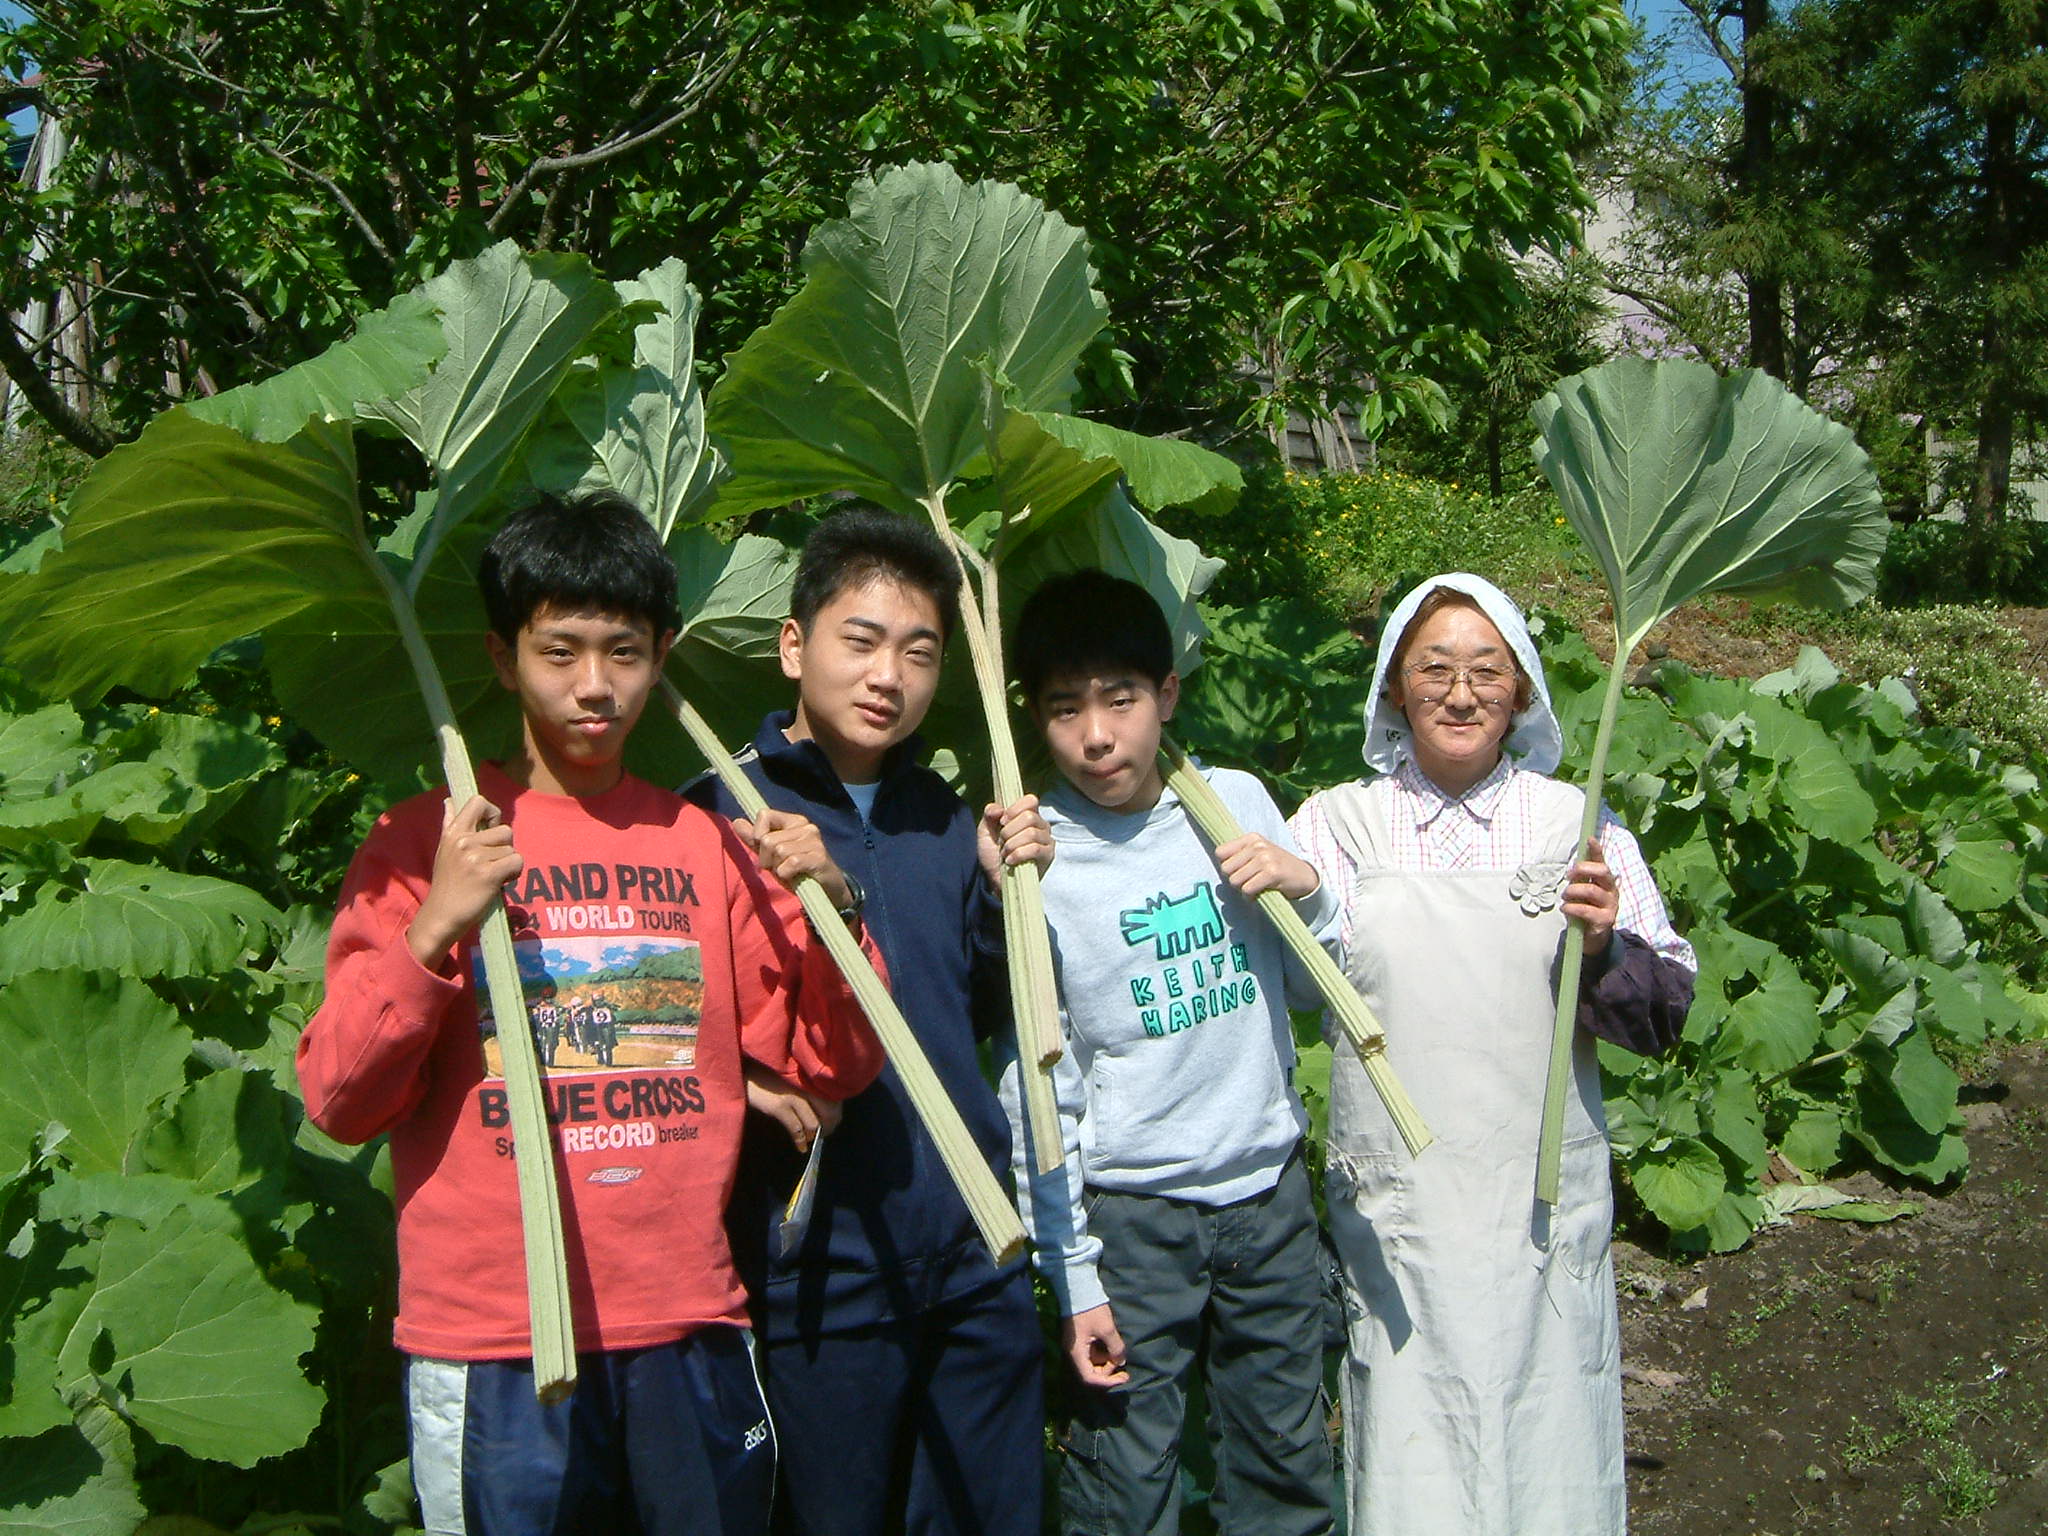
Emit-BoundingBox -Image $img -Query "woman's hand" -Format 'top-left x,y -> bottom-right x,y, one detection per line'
1214,833 -> 1320,902
1061,1302 -> 1129,1389
1564,837 -> 1619,956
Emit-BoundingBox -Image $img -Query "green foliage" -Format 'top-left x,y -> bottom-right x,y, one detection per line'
1545,633 -> 2046,1247
0,684 -> 408,1531
1878,517 -> 2048,608
1,1 -> 1628,446
1823,604 -> 2048,773
1163,464 -> 1580,624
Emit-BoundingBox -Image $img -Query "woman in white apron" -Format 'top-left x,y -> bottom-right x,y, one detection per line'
1290,574 -> 1696,1536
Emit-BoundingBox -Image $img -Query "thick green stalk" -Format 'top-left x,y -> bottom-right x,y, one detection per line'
1159,739 -> 1433,1157
927,509 -> 1065,1177
1535,639 -> 1633,1205
375,560 -> 577,1402
659,679 -> 1027,1262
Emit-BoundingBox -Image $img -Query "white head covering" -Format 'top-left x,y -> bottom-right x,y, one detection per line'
1363,572 -> 1563,777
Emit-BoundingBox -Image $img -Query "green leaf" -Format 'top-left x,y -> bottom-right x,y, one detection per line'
1717,953 -> 1823,1074
1931,821 -> 2022,912
661,530 -> 800,756
1530,357 -> 1887,653
527,257 -> 722,540
1875,1026 -> 1959,1136
1003,490 -> 1223,674
1901,876 -> 1965,964
0,859 -> 285,983
1850,1065 -> 1966,1182
1744,695 -> 1877,845
707,161 -> 1107,518
362,241 -> 621,582
1022,412 -> 1242,518
185,291 -> 448,442
0,1209 -> 90,1440
1777,1102 -> 1843,1174
54,1207 -> 323,1465
141,1071 -> 293,1198
0,971 -> 191,1176
1628,1137 -> 1728,1231
0,1417 -> 144,1536
0,414 -> 384,705
1706,1073 -> 1769,1178
0,703 -> 89,796
262,522 -> 509,783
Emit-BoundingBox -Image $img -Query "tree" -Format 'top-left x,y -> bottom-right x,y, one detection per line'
0,0 -> 1631,452
1597,0 -> 2048,532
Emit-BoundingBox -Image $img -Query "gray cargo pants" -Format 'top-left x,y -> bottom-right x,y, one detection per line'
1058,1152 -> 1335,1536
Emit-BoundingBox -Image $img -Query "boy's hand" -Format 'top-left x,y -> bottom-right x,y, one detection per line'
408,795 -> 522,969
1564,837 -> 1619,957
734,809 -> 858,912
743,1061 -> 842,1153
1062,1303 -> 1129,1389
1213,833 -> 1319,902
978,795 -> 1054,891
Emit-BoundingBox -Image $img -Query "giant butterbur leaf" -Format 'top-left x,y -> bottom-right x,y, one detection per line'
0,1414 -> 144,1536
186,291 -> 448,442
53,1206 -> 323,1465
529,257 -> 723,539
0,859 -> 286,983
0,416 -> 381,706
0,971 -> 191,1177
707,161 -> 1108,519
362,240 -> 621,584
1532,358 -> 1888,658
1527,358 -> 1887,1205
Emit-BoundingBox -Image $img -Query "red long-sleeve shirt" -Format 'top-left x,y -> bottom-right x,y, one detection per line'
297,764 -> 885,1359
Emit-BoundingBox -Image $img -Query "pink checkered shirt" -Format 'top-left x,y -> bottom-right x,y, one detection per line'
1289,757 -> 1696,968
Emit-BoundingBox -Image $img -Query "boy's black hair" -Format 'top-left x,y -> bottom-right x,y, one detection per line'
1013,569 -> 1173,701
790,506 -> 961,640
478,490 -> 681,642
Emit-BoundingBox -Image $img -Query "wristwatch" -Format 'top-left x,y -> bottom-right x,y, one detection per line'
834,873 -> 866,929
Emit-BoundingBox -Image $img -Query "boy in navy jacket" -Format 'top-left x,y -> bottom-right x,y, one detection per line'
689,508 -> 1051,1536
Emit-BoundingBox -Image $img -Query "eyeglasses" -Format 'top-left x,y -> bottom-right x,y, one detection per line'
1403,661 -> 1516,704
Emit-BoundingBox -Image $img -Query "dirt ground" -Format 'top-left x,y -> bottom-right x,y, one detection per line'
1618,1040 -> 2048,1534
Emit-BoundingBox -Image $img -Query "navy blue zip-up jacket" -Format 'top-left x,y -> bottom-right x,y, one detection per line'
687,712 -> 1025,1338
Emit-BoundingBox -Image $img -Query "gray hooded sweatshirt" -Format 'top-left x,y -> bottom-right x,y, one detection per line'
1000,764 -> 1339,1314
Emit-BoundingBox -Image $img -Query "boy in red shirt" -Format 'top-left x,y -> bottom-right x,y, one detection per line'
298,491 -> 885,1535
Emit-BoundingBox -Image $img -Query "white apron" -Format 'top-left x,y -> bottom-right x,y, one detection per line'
1317,778 -> 1624,1536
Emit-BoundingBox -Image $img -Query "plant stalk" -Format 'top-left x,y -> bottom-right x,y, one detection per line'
926,505 -> 1065,1176
377,558 -> 577,1402
1159,738 -> 1433,1156
1536,638 -> 1633,1206
659,679 -> 1027,1262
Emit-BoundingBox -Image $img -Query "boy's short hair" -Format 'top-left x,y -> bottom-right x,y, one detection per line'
478,490 -> 681,642
790,507 -> 961,640
1014,569 -> 1173,701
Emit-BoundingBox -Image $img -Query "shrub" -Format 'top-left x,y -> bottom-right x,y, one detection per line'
1824,604 -> 2048,769
1164,464 -> 1582,622
1878,518 -> 2048,607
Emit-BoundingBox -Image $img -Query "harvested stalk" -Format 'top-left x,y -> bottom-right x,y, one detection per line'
934,522 -> 1064,1176
1159,737 -> 1433,1157
383,566 -> 577,1402
661,679 -> 1028,1262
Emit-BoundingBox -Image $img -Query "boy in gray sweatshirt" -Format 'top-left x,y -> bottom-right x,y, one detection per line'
1003,570 -> 1338,1536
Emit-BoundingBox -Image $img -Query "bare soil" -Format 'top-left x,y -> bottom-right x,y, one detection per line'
1619,1041 -> 2048,1534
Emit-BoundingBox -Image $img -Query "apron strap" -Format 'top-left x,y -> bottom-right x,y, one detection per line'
1315,779 -> 1393,874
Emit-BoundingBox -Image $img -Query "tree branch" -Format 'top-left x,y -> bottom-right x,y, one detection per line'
0,316 -> 114,456
254,142 -> 395,266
